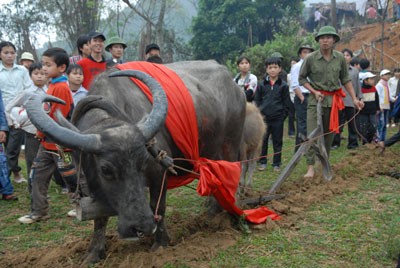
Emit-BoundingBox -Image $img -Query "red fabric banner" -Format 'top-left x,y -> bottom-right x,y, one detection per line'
116,62 -> 280,223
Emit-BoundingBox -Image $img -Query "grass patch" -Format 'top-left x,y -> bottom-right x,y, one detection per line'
1,125 -> 399,267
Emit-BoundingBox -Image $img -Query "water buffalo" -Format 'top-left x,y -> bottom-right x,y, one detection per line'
24,60 -> 246,264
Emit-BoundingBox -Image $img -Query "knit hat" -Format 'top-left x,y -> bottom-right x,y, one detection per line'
145,43 -> 160,54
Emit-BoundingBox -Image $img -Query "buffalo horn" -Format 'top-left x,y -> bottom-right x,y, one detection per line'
23,92 -> 102,153
109,70 -> 168,141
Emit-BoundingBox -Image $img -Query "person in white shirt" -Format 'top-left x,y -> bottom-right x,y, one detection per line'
66,64 -> 88,105
376,69 -> 394,141
6,63 -> 47,191
233,56 -> 258,102
314,7 -> 327,30
290,45 -> 314,150
0,41 -> 32,184
388,68 -> 400,127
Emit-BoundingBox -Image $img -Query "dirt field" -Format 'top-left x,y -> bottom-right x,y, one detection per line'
337,20 -> 400,71
1,142 -> 398,267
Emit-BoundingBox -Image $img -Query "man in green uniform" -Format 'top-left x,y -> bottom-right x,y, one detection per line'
299,26 -> 364,178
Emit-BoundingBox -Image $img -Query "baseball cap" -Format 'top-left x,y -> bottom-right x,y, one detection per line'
380,69 -> 391,76
21,52 -> 34,62
359,72 -> 376,81
145,43 -> 160,54
88,31 -> 106,41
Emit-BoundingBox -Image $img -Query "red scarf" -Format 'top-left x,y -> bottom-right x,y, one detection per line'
319,89 -> 346,133
116,62 -> 280,224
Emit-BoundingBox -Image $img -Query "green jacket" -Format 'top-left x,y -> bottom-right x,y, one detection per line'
299,49 -> 351,106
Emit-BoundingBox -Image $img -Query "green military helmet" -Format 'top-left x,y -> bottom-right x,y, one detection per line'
105,36 -> 127,51
315,26 -> 340,43
271,52 -> 283,59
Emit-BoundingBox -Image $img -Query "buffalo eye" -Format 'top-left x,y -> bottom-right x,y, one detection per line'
101,165 -> 114,178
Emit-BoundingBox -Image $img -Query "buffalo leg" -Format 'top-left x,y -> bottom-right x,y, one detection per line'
82,217 -> 109,265
149,176 -> 170,250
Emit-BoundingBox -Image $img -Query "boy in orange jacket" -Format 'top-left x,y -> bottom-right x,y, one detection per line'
19,48 -> 75,224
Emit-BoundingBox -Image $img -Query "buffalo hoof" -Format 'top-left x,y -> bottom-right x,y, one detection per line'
81,250 -> 105,267
151,241 -> 167,251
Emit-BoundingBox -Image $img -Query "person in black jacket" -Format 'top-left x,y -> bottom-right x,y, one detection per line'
254,57 -> 291,171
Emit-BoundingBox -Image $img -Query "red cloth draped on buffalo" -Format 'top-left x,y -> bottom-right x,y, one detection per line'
116,62 -> 280,224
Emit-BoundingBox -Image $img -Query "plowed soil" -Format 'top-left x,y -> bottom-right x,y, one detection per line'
1,143 -> 398,267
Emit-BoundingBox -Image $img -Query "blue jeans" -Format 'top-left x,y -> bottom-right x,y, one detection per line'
397,4 -> 400,20
0,145 -> 14,195
377,110 -> 389,141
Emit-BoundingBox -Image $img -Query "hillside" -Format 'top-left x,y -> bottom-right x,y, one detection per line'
336,20 -> 400,71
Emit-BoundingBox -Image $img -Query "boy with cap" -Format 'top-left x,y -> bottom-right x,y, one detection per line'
20,52 -> 35,70
105,36 -> 127,67
145,43 -> 163,63
359,72 -> 379,144
299,26 -> 363,178
69,35 -> 91,65
78,32 -> 107,89
376,69 -> 394,141
290,44 -> 314,150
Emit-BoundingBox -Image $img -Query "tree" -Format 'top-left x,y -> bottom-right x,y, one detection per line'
121,0 -> 192,62
122,0 -> 168,60
191,0 -> 304,63
191,0 -> 257,63
226,22 -> 315,79
38,0 -> 104,52
0,0 -> 48,60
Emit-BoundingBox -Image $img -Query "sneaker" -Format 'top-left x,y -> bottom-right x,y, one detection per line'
386,124 -> 390,128
2,194 -> 18,201
61,187 -> 69,194
14,174 -> 27,184
273,166 -> 281,172
391,123 -> 396,127
67,209 -> 77,217
18,214 -> 50,224
258,164 -> 266,171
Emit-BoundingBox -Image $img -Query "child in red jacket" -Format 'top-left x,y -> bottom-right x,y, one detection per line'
19,48 -> 75,224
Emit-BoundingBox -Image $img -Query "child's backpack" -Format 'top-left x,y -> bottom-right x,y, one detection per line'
391,93 -> 400,119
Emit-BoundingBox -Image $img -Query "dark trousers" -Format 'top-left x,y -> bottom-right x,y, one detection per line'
31,145 -> 60,216
384,127 -> 400,147
5,127 -> 24,174
358,113 -> 377,144
25,132 -> 40,177
259,117 -> 284,167
30,145 -> 76,216
25,132 -> 40,193
389,102 -> 399,124
332,107 -> 359,148
294,94 -> 309,151
287,100 -> 295,136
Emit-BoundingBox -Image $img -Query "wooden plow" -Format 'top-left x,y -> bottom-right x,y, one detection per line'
239,101 -> 333,206
76,101 -> 332,221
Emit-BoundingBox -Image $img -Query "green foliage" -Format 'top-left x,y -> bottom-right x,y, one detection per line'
191,0 -> 304,63
227,22 -> 316,79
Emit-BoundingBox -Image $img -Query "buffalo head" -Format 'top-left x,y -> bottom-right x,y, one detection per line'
24,70 -> 167,239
